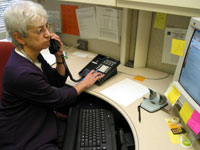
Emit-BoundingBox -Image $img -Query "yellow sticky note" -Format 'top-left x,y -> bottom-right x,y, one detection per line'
133,75 -> 146,82
167,85 -> 180,105
179,101 -> 194,124
168,131 -> 182,144
171,39 -> 186,56
153,13 -> 167,29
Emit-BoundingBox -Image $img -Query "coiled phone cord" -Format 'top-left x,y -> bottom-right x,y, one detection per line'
61,54 -> 82,82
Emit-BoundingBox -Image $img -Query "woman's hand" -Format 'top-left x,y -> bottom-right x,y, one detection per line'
82,70 -> 102,88
74,70 -> 102,95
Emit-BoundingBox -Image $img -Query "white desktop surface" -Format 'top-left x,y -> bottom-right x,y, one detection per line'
60,47 -> 195,150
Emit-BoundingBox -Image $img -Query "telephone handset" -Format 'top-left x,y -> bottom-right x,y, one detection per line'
49,39 -> 60,54
79,54 -> 120,85
49,39 -> 82,82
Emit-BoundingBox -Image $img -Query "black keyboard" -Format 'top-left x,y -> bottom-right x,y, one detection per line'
63,108 -> 117,150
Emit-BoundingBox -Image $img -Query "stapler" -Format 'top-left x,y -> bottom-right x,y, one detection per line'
140,88 -> 168,113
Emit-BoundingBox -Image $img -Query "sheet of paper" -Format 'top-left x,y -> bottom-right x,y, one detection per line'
153,13 -> 167,30
165,83 -> 180,106
171,39 -> 186,56
47,11 -> 61,33
100,78 -> 149,106
71,51 -> 93,58
41,48 -> 56,65
96,6 -> 119,43
179,101 -> 194,124
187,110 -> 200,135
60,5 -> 79,35
162,27 -> 187,65
76,7 -> 98,39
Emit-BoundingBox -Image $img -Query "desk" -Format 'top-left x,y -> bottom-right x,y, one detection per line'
62,47 -> 195,150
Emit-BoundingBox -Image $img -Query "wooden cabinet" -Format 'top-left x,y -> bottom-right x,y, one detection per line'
117,0 -> 200,17
59,0 -> 200,16
59,0 -> 116,6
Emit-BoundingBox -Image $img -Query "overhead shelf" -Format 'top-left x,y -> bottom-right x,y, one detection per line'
58,0 -> 116,6
117,0 -> 200,17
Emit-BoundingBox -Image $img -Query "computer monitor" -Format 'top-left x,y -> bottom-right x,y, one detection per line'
173,17 -> 200,114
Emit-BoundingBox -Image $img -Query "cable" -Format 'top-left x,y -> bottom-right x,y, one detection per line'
61,54 -> 82,82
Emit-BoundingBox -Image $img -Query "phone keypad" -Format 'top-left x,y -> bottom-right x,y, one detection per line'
103,60 -> 116,67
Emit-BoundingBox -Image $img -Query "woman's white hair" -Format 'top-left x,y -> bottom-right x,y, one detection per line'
4,1 -> 47,48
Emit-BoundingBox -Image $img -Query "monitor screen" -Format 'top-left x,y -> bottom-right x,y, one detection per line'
173,17 -> 200,113
179,29 -> 200,106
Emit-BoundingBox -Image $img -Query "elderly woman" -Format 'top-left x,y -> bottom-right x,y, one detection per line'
0,1 -> 101,150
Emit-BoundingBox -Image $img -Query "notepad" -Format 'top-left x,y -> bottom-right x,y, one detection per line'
165,83 -> 180,106
171,39 -> 186,56
100,78 -> 149,106
187,110 -> 200,135
179,101 -> 193,124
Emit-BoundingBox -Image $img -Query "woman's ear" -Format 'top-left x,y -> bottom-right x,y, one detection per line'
13,32 -> 25,45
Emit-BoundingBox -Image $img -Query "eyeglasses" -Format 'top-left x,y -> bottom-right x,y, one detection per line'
33,23 -> 50,35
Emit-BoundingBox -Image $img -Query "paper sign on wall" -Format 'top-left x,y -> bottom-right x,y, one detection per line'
47,11 -> 61,33
162,27 -> 187,65
96,6 -> 119,43
60,5 -> 79,35
76,7 -> 98,39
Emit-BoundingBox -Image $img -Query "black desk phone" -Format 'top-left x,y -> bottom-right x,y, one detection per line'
49,39 -> 120,85
79,54 -> 120,85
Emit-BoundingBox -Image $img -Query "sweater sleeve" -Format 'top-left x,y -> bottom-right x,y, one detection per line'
38,54 -> 68,88
5,65 -> 77,109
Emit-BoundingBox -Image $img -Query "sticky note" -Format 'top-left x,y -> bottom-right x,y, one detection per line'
171,39 -> 186,56
168,131 -> 182,144
153,13 -> 167,30
133,75 -> 146,82
187,110 -> 200,135
179,101 -> 194,124
167,85 -> 180,105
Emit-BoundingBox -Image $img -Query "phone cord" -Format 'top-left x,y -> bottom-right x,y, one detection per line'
61,55 -> 82,82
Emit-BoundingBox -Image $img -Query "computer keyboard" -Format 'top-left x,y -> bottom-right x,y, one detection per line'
77,108 -> 116,150
63,107 -> 117,150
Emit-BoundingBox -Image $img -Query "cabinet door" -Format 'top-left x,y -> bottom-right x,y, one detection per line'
120,0 -> 200,9
117,0 -> 200,16
60,0 -> 116,6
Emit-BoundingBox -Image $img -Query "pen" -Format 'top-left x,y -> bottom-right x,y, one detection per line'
138,105 -> 141,123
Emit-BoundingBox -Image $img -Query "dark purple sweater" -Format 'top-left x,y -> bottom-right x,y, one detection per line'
0,49 -> 77,150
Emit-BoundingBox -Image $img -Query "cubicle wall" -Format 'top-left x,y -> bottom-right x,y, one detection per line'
147,14 -> 190,74
43,0 -> 190,74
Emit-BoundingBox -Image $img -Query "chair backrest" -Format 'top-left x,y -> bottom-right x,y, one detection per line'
0,41 -> 14,100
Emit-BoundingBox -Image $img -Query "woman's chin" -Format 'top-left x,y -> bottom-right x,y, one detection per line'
43,43 -> 50,49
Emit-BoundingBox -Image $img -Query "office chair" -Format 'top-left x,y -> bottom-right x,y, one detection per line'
0,41 -> 14,100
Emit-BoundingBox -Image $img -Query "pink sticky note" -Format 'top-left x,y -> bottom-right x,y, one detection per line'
187,110 -> 200,135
